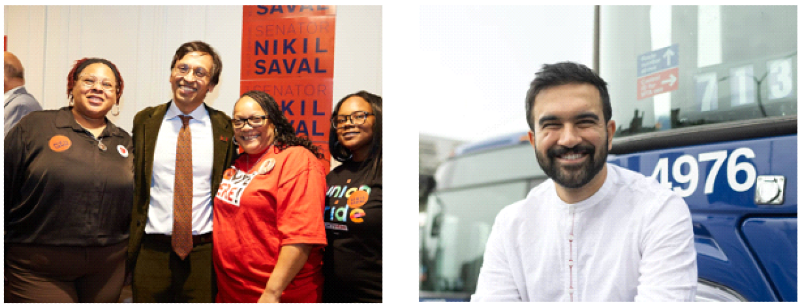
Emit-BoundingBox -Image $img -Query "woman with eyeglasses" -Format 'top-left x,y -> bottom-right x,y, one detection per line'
322,91 -> 383,303
212,90 -> 327,303
4,58 -> 132,302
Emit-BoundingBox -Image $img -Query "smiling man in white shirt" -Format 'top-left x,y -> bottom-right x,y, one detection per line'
471,62 -> 697,302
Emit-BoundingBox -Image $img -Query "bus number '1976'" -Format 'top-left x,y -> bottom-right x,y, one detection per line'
651,148 -> 756,197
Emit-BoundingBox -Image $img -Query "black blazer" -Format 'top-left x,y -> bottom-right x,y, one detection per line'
127,101 -> 235,270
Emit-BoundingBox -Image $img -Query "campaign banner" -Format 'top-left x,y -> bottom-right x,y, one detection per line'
241,5 -> 335,170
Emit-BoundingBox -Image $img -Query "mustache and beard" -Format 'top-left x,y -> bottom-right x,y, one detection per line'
535,136 -> 609,189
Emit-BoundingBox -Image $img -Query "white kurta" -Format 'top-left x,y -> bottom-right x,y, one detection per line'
472,164 -> 697,302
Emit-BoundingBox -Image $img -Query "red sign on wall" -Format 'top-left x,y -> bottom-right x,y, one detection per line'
241,5 -> 335,170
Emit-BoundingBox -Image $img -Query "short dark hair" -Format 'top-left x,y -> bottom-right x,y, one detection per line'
5,63 -> 23,80
525,62 -> 610,131
329,90 -> 382,180
67,58 -> 124,103
171,41 -> 222,86
238,90 -> 323,159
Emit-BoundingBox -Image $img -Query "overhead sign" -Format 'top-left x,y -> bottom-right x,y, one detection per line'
637,44 -> 679,100
241,5 -> 335,170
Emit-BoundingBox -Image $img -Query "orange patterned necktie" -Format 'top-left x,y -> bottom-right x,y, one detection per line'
173,115 -> 193,260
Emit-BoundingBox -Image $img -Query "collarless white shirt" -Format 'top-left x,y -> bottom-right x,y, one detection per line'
145,102 -> 215,235
472,163 -> 697,302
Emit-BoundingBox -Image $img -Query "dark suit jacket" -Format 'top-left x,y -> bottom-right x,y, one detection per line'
127,101 -> 235,271
4,86 -> 42,137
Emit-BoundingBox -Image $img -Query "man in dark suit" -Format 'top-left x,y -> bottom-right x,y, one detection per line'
4,51 -> 42,136
128,41 -> 235,302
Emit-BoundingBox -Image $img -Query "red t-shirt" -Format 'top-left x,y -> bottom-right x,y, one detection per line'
213,146 -> 327,303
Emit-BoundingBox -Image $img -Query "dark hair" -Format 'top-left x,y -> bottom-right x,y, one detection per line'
329,90 -> 382,179
525,62 -> 610,131
67,58 -> 124,103
237,90 -> 323,159
171,41 -> 222,86
4,62 -> 23,80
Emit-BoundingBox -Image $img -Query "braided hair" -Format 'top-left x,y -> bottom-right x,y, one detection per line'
238,90 -> 323,159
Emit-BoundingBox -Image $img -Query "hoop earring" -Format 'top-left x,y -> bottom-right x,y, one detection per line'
69,97 -> 74,107
111,104 -> 120,116
232,136 -> 238,146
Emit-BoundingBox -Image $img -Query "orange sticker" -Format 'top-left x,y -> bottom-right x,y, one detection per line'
49,135 -> 72,152
347,190 -> 369,209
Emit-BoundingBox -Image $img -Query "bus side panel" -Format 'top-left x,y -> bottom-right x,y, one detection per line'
741,217 -> 798,302
609,135 -> 797,301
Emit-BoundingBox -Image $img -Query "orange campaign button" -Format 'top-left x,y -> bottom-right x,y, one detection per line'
48,135 -> 72,152
347,190 -> 369,209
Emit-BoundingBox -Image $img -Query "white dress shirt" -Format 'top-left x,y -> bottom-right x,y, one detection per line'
145,102 -> 215,235
472,163 -> 697,302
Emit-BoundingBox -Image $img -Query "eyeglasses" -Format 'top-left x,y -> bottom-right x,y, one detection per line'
78,77 -> 116,91
173,64 -> 210,80
232,115 -> 268,129
332,111 -> 374,129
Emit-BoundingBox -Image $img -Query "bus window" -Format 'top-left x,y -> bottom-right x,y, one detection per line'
421,181 -> 529,294
600,6 -> 796,137
449,145 -> 545,188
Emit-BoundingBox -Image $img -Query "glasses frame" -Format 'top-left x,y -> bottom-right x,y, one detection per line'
232,115 -> 269,129
77,76 -> 117,91
331,111 -> 374,129
173,63 -> 210,81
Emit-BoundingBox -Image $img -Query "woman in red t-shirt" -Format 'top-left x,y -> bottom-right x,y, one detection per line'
213,90 -> 327,303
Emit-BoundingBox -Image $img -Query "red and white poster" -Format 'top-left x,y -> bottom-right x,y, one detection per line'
241,5 -> 336,170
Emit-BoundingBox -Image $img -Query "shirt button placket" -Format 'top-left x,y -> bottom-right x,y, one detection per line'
568,205 -> 576,302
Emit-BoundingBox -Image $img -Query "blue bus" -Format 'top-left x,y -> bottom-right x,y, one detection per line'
419,5 -> 796,302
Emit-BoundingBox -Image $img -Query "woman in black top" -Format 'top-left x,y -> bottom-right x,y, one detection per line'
322,91 -> 383,302
4,58 -> 133,302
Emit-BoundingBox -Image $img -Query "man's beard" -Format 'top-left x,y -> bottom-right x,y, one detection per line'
535,136 -> 608,189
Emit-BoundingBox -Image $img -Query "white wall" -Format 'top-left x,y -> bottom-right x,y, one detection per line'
4,5 -> 382,132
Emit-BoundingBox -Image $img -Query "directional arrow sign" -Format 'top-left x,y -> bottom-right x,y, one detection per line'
637,44 -> 679,77
638,67 -> 679,100
637,45 -> 679,100
663,48 -> 675,66
661,74 -> 677,86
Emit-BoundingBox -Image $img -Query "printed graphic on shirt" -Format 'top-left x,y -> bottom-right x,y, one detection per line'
48,135 -> 71,152
325,183 -> 372,231
216,168 -> 256,207
347,190 -> 368,208
117,145 -> 129,158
